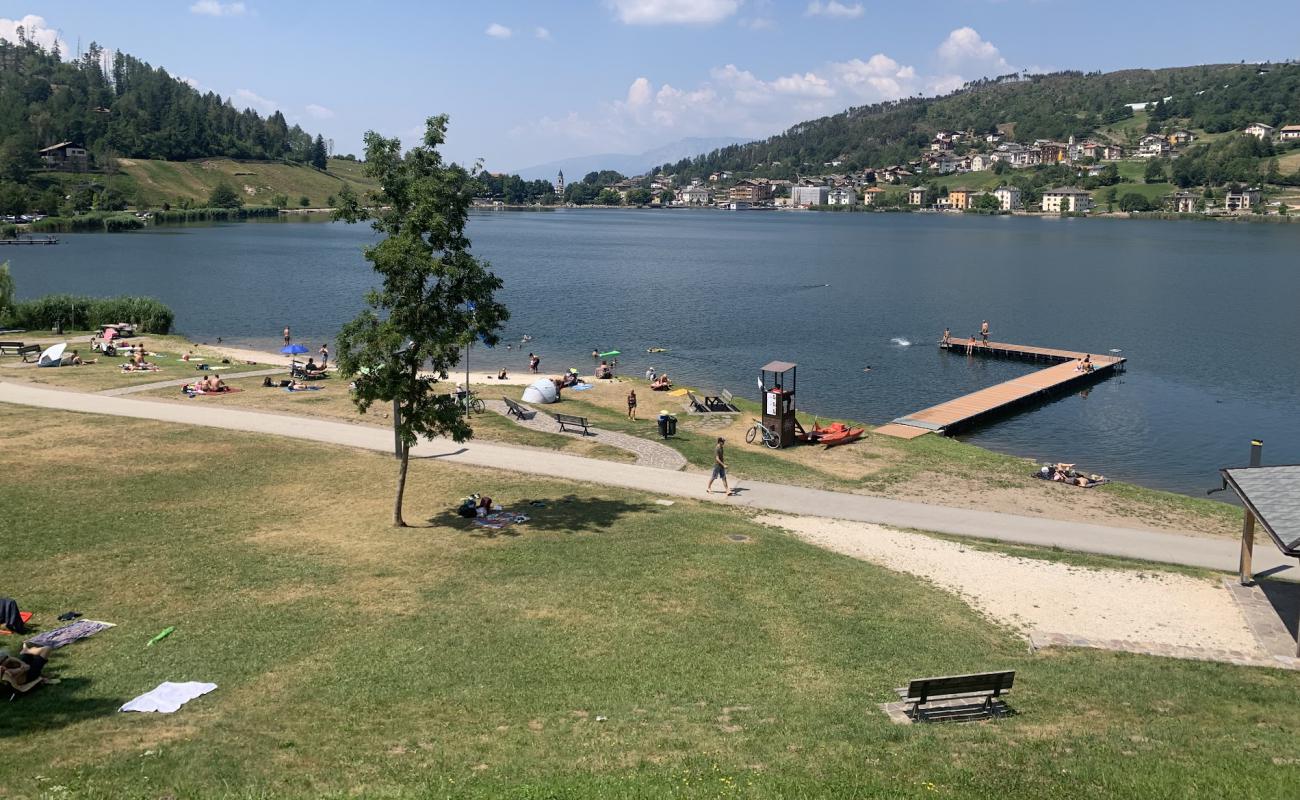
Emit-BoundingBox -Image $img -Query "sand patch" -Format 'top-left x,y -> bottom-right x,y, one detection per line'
760,514 -> 1259,655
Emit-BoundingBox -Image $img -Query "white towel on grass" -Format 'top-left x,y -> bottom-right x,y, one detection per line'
120,681 -> 217,713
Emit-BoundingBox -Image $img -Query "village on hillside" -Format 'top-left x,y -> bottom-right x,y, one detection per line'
557,116 -> 1300,217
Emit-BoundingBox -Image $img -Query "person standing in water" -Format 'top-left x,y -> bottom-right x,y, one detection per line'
283,326 -> 292,345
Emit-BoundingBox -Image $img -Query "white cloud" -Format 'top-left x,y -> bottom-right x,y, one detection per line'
179,76 -> 202,90
305,103 -> 335,119
937,27 -> 1012,75
739,16 -> 775,30
607,0 -> 742,25
534,26 -> 551,40
235,88 -> 278,114
190,1 -> 247,17
485,22 -> 513,39
0,14 -> 67,54
805,1 -> 864,18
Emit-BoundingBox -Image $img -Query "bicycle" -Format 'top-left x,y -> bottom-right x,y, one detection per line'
745,418 -> 781,449
459,391 -> 486,414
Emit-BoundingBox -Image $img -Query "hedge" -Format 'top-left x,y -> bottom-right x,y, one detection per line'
5,294 -> 175,334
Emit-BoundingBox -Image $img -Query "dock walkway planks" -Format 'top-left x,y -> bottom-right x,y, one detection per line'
876,340 -> 1124,439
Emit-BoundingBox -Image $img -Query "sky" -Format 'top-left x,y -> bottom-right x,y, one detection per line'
3,1 -> 1298,171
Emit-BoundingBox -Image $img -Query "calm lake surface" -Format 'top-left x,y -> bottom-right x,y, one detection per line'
9,210 -> 1300,496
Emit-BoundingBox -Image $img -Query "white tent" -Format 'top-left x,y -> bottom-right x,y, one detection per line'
38,342 -> 67,367
521,378 -> 558,405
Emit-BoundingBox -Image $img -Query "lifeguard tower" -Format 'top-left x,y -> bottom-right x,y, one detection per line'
759,360 -> 803,448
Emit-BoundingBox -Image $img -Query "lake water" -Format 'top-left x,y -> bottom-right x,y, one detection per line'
8,210 -> 1300,496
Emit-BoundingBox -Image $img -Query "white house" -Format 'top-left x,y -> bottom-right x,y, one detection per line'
908,187 -> 928,206
827,187 -> 858,206
969,153 -> 995,172
790,186 -> 829,207
1041,187 -> 1093,214
1280,125 -> 1300,142
1245,122 -> 1276,139
861,186 -> 887,206
679,186 -> 712,206
1137,134 -> 1171,159
993,185 -> 1022,211
1224,187 -> 1262,212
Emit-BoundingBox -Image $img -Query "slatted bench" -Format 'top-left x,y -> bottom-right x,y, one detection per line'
0,341 -> 23,356
502,396 -> 534,420
17,344 -> 41,362
719,389 -> 738,410
554,412 -> 591,435
894,670 -> 1015,721
686,390 -> 709,412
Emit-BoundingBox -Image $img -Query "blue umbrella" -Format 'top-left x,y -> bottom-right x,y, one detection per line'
281,344 -> 308,356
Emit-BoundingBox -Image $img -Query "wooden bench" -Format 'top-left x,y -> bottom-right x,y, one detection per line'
17,344 -> 41,363
686,390 -> 709,412
502,396 -> 534,420
894,670 -> 1014,721
0,341 -> 23,356
719,389 -> 738,411
554,412 -> 591,436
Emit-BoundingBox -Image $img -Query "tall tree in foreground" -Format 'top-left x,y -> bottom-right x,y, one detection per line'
333,115 -> 508,526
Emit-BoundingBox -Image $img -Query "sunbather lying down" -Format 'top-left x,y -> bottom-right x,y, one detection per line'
1,644 -> 52,693
121,361 -> 160,372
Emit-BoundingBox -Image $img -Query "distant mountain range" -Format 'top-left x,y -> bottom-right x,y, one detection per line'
511,137 -> 752,181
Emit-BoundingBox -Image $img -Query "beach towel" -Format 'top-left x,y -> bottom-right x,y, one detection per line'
26,619 -> 115,649
666,388 -> 688,397
472,511 -> 530,531
186,387 -> 244,397
572,383 -> 593,390
286,385 -> 324,392
120,681 -> 217,713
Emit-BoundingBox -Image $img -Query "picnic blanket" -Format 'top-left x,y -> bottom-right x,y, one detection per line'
26,619 -> 116,649
120,681 -> 217,713
186,387 -> 244,397
286,385 -> 324,392
571,383 -> 593,390
472,511 -> 530,531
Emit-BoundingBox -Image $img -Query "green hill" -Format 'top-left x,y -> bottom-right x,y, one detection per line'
663,64 -> 1300,181
111,157 -> 378,207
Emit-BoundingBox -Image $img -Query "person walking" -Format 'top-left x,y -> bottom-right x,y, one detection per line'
319,343 -> 329,368
707,437 -> 733,496
283,326 -> 292,346
627,389 -> 638,420
980,320 -> 990,344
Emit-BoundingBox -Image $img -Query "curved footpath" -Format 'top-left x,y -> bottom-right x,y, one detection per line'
1,380 -> 1287,578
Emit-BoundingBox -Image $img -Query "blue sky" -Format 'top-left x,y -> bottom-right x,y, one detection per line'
3,1 -> 1298,170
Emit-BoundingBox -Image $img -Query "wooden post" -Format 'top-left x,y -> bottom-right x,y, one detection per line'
1238,439 -> 1263,585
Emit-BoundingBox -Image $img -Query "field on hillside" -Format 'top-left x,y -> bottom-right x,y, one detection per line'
5,406 -> 1295,798
35,158 -> 380,208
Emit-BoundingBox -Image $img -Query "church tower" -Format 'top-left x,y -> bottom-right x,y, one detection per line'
555,169 -> 565,195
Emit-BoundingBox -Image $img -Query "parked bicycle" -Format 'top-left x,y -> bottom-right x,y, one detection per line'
745,418 -> 781,449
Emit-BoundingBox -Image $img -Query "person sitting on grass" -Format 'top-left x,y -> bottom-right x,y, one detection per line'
1,643 -> 52,692
64,349 -> 96,366
650,373 -> 672,391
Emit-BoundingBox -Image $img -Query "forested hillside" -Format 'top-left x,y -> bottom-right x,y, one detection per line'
664,64 -> 1300,179
0,34 -> 323,164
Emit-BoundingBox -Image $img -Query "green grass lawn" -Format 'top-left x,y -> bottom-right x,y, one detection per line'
1,341 -> 274,392
2,405 -> 1297,798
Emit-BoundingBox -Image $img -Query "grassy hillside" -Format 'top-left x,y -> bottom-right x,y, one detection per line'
37,158 -> 379,209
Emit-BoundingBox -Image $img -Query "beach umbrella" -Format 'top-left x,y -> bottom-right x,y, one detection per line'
281,343 -> 308,356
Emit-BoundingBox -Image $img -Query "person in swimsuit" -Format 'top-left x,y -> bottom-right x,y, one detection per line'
627,389 -> 638,420
980,320 -> 990,344
283,326 -> 292,345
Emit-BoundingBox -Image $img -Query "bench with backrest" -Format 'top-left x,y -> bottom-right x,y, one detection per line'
553,412 -> 591,436
702,389 -> 738,412
0,341 -> 23,356
719,389 -> 738,411
685,390 -> 709,412
17,344 -> 41,363
502,396 -> 535,420
894,670 -> 1015,721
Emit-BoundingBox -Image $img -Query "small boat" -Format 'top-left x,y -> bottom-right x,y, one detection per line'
646,347 -> 669,353
820,428 -> 865,448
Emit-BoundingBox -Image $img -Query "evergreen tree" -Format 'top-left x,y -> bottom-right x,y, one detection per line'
311,135 -> 328,170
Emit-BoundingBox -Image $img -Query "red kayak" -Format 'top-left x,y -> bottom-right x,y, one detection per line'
820,428 -> 864,448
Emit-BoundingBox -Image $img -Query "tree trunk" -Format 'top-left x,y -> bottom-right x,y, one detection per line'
393,442 -> 410,527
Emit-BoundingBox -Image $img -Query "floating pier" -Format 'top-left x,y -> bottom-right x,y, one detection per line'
0,236 -> 58,245
874,339 -> 1126,439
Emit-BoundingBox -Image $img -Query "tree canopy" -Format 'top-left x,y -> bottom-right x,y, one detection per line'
332,115 -> 509,526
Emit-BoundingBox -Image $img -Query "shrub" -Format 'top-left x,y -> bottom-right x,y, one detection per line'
1119,193 -> 1153,212
298,195 -> 310,207
4,294 -> 175,333
208,182 -> 243,209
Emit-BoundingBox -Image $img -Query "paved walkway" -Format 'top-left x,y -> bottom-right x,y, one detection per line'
484,399 -> 687,470
99,367 -> 288,396
1,380 -> 1290,578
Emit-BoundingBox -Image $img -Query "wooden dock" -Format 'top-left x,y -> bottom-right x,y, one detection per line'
874,339 -> 1125,439
0,236 -> 58,245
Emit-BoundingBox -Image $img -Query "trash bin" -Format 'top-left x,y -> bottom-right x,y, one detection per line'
657,413 -> 677,439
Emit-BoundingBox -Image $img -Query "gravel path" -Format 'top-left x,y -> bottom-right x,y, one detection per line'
485,399 -> 687,470
761,514 -> 1260,654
